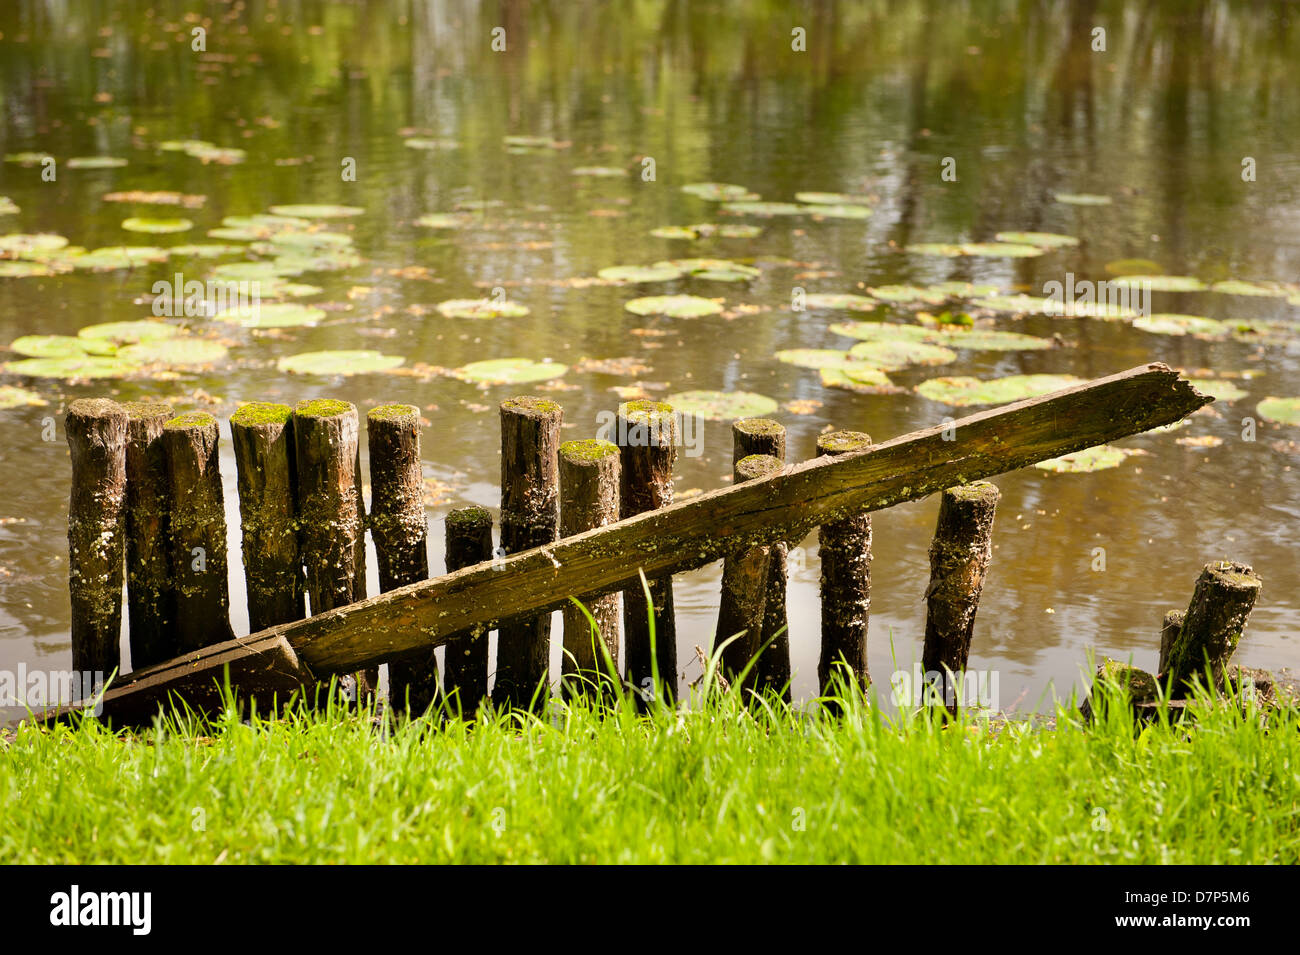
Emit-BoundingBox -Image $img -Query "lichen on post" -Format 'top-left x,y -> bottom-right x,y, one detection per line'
816,430 -> 873,700
715,453 -> 782,694
230,402 -> 304,633
293,398 -> 371,700
162,410 -> 234,653
66,398 -> 129,686
121,401 -> 174,669
493,396 -> 563,710
1165,561 -> 1262,697
732,418 -> 790,700
441,506 -> 494,716
367,404 -> 433,714
558,438 -> 621,701
920,481 -> 1000,714
617,399 -> 678,706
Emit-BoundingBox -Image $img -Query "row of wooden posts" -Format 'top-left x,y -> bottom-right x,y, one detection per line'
64,394 -> 1004,713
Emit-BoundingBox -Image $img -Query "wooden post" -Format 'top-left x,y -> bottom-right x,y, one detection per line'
559,438 -> 621,701
716,454 -> 782,692
122,401 -> 174,670
66,399 -> 128,686
920,482 -> 1000,713
1157,610 -> 1184,675
493,396 -> 562,710
732,418 -> 791,701
1165,561 -> 1261,696
816,431 -> 873,699
367,404 -> 433,714
617,400 -> 678,706
163,412 -> 234,653
230,402 -> 304,632
441,506 -> 494,716
293,399 -> 371,700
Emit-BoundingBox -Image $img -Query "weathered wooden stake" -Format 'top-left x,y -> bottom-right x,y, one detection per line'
716,453 -> 782,692
493,396 -> 562,710
618,400 -> 678,706
559,439 -> 622,700
163,412 -> 234,653
920,481 -> 1000,713
230,403 -> 304,633
816,431 -> 873,698
1157,609 -> 1185,675
441,506 -> 494,716
733,418 -> 791,700
122,401 -> 174,669
293,399 -> 371,699
1165,561 -> 1261,696
367,404 -> 433,714
66,399 -> 128,685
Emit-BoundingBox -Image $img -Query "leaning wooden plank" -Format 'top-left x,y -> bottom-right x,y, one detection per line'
63,362 -> 1211,709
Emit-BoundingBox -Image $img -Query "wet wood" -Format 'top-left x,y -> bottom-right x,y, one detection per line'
66,399 -> 128,685
440,506 -> 494,716
559,439 -> 621,701
121,401 -> 174,669
77,363 -> 1211,703
921,482 -> 1000,714
716,453 -> 782,692
163,411 -> 233,653
618,400 -> 678,706
1157,609 -> 1184,675
816,431 -> 872,699
1165,561 -> 1262,696
733,419 -> 790,701
493,396 -> 563,710
230,402 -> 304,632
367,404 -> 434,714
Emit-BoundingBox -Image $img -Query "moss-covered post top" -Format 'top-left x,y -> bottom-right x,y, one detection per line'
445,505 -> 493,529
294,398 -> 356,420
734,417 -> 784,438
817,430 -> 872,455
501,395 -> 562,419
231,401 -> 293,428
67,397 -> 126,422
122,400 -> 174,421
735,453 -> 782,481
163,410 -> 217,431
618,399 -> 674,423
560,438 -> 620,466
367,403 -> 420,424
944,481 -> 1001,506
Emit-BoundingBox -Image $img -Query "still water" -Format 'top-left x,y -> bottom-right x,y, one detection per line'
0,0 -> 1296,710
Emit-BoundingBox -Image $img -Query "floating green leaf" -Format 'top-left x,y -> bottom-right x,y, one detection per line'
0,197 -> 18,216
0,261 -> 55,278
436,298 -> 532,319
403,138 -> 459,150
650,223 -> 763,240
4,152 -> 52,166
681,183 -> 757,201
804,203 -> 872,219
414,213 -> 467,230
598,265 -> 685,283
118,338 -> 228,366
1209,280 -> 1289,298
0,385 -> 47,409
168,243 -> 244,258
818,366 -> 899,394
803,293 -> 876,311
216,302 -> 327,328
1132,314 -> 1228,337
939,328 -> 1055,351
66,156 -> 128,169
268,231 -> 353,251
916,374 -> 1086,406
122,217 -> 193,234
796,192 -> 870,205
457,358 -> 568,384
78,321 -> 180,347
869,285 -> 948,305
829,321 -> 935,343
666,390 -> 778,420
993,231 -> 1079,249
957,242 -> 1044,258
572,166 -> 629,177
721,201 -> 804,216
624,294 -> 723,318
0,233 -> 69,255
1187,378 -> 1247,402
278,350 -> 404,376
1256,397 -> 1300,426
4,356 -> 136,379
847,340 -> 957,370
1053,192 -> 1112,206
774,349 -> 859,369
1034,446 -> 1143,473
9,335 -> 94,358
72,246 -> 169,270
1110,275 -> 1207,292
267,204 -> 364,219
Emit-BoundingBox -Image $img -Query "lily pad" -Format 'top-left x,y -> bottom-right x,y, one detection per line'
403,138 -> 459,150
650,223 -> 763,240
722,201 -> 805,216
212,261 -> 294,282
1132,314 -> 1228,337
818,366 -> 899,394
0,197 -> 18,215
278,350 -> 404,376
829,321 -> 935,343
803,293 -> 876,311
268,204 -> 364,219
958,242 -> 1045,258
4,356 -> 137,379
1256,397 -> 1300,426
681,183 -> 757,201
118,338 -> 228,366
217,302 -> 327,328
1053,192 -> 1112,206
414,213 -> 467,230
903,243 -> 966,257
1209,280 -> 1289,298
795,192 -> 870,205
4,152 -> 53,166
456,358 -> 568,384
774,349 -> 860,369
916,374 -> 1086,407
666,390 -> 779,420
0,233 -> 70,255
939,328 -> 1055,351
167,243 -> 244,258
1034,446 -> 1143,473
624,294 -> 723,318
869,285 -> 948,305
9,335 -> 95,358
72,246 -> 169,270
78,321 -> 181,347
654,258 -> 760,278
1110,275 -> 1207,293
0,261 -> 55,278
598,265 -> 685,283
122,217 -> 193,234
435,298 -> 531,319
804,203 -> 872,219
268,231 -> 353,251
0,385 -> 47,409
847,340 -> 957,370
66,156 -> 128,169
1187,379 -> 1247,402
993,231 -> 1079,249
572,166 -> 629,178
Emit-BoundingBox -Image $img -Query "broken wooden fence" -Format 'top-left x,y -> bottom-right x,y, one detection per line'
51,362 -> 1211,724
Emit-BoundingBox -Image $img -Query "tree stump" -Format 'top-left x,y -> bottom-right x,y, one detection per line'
1165,561 -> 1262,697
816,431 -> 873,700
121,401 -> 174,669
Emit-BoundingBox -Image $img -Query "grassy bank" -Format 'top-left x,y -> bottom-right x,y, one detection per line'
2,676 -> 1296,865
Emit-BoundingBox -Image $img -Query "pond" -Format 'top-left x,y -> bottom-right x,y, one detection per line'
1,0 -> 1297,712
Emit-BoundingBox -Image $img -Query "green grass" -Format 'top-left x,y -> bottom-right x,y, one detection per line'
2,673 -> 1297,864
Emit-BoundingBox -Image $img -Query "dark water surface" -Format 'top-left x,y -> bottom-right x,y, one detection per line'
1,0 -> 1297,710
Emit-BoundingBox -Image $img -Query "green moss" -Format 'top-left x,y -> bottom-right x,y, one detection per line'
121,400 -> 173,420
735,417 -> 783,435
818,430 -> 871,454
164,411 -> 216,430
619,399 -> 674,423
446,506 -> 492,526
231,402 -> 293,427
501,396 -> 562,416
560,438 -> 619,463
736,453 -> 781,478
367,403 -> 419,422
947,481 -> 999,503
294,398 -> 354,419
